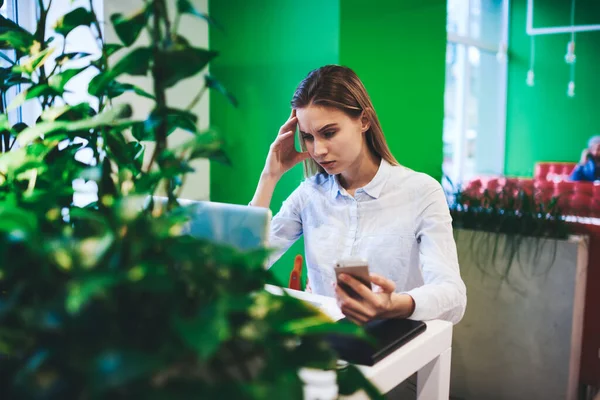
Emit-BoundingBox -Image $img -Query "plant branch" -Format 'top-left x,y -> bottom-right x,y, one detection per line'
35,0 -> 48,86
186,86 -> 207,112
147,0 -> 168,173
89,0 -> 109,112
48,39 -> 67,77
172,12 -> 181,36
158,0 -> 172,42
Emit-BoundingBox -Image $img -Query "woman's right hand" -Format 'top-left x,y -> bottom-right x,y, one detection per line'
580,149 -> 590,165
263,109 -> 310,179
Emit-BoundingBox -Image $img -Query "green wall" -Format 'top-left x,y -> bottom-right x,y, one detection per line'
505,0 -> 600,177
208,0 -> 340,284
209,0 -> 447,284
340,0 -> 447,181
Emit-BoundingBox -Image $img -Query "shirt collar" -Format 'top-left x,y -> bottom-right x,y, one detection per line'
330,158 -> 391,200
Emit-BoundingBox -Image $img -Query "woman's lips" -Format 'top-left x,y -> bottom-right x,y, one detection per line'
320,160 -> 336,167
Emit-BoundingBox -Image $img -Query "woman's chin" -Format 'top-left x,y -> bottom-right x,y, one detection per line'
321,161 -> 338,173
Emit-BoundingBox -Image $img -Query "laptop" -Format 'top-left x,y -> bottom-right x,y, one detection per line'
151,196 -> 272,251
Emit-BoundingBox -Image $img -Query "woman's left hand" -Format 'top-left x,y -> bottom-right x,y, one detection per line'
335,273 -> 414,325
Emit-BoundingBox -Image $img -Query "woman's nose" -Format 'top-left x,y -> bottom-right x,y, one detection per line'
313,138 -> 328,157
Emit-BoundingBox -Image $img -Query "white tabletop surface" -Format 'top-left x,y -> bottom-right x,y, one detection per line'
264,284 -> 453,397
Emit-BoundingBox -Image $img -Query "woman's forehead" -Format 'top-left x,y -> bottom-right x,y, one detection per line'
296,106 -> 346,130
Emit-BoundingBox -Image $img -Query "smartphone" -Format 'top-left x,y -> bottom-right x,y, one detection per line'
334,258 -> 371,299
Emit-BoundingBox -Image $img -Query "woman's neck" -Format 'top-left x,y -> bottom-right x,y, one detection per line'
338,151 -> 381,192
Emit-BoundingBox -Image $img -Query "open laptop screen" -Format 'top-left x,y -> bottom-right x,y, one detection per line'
153,197 -> 272,252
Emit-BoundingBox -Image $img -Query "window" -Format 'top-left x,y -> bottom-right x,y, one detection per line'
1,0 -> 18,123
443,0 -> 509,186
1,0 -> 39,126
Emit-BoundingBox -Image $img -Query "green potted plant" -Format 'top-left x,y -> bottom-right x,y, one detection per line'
0,1 -> 381,398
445,176 -> 570,281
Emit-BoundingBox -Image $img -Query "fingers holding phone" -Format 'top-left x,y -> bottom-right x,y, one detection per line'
334,260 -> 403,325
334,258 -> 371,299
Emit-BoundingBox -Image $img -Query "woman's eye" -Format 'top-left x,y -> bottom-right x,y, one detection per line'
302,135 -> 314,141
323,131 -> 336,138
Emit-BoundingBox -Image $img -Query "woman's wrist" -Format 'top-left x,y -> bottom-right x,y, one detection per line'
250,171 -> 280,208
261,169 -> 282,183
385,293 -> 416,319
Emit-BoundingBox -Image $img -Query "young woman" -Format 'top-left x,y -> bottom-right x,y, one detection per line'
570,135 -> 600,182
250,65 -> 466,325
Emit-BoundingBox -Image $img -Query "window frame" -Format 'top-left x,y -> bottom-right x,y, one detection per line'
444,0 -> 510,185
1,0 -> 40,127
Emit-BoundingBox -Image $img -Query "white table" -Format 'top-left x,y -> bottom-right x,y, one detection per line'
265,285 -> 453,400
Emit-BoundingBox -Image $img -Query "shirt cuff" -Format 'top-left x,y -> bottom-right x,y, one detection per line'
401,287 -> 430,321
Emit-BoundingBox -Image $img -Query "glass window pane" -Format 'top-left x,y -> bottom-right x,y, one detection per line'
465,47 -> 504,180
448,0 -> 469,36
445,0 -> 506,185
443,43 -> 466,183
469,0 -> 503,45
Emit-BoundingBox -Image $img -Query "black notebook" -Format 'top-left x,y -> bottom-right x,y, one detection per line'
325,318 -> 427,366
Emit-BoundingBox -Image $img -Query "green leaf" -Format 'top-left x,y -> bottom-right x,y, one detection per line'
278,317 -> 368,338
48,66 -> 88,92
76,233 -> 114,269
92,350 -> 162,392
104,43 -> 124,58
104,80 -> 155,100
110,47 -> 152,77
66,103 -> 133,132
0,67 -> 32,89
103,128 -> 145,172
155,150 -> 195,180
17,103 -> 132,146
88,47 -> 152,96
0,31 -> 34,53
55,51 -> 92,66
12,46 -> 55,74
158,47 -> 218,88
0,114 -> 8,131
13,159 -> 47,181
127,141 -> 145,171
165,109 -> 198,133
131,108 -> 197,141
176,0 -> 224,30
0,15 -> 27,35
173,302 -> 231,360
7,83 -> 61,111
337,364 -> 384,399
177,130 -> 231,165
66,274 -> 121,314
40,103 -> 94,122
110,6 -> 149,46
15,349 -> 49,384
0,16 -> 35,52
0,142 -> 52,176
205,74 -> 238,107
53,7 -> 95,37
11,122 -> 28,133
0,205 -> 38,242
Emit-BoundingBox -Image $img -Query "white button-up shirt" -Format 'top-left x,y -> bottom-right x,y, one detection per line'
267,159 -> 467,324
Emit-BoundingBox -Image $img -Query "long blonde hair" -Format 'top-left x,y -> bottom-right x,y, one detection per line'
291,65 -> 399,177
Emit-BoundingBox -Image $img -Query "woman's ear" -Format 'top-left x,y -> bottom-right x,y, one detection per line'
360,109 -> 371,133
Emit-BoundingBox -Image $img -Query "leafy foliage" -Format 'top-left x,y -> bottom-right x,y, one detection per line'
446,176 -> 570,282
0,1 -> 376,399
